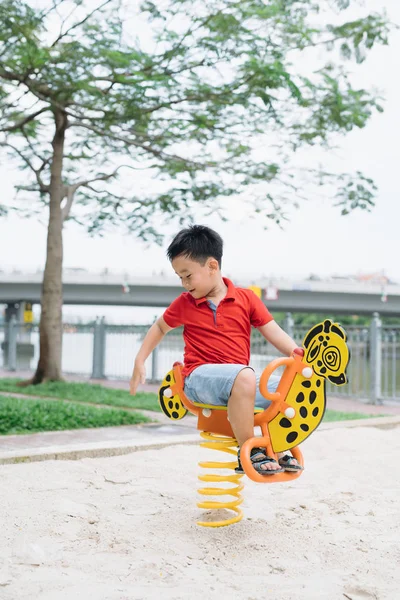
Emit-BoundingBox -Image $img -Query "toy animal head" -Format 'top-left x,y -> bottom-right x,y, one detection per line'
302,320 -> 350,385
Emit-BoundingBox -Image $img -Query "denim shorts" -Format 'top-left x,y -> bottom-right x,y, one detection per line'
184,364 -> 280,410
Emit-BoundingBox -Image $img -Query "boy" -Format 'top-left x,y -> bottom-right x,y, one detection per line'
130,225 -> 303,475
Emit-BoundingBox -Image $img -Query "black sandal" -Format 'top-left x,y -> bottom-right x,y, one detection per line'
278,455 -> 304,472
235,447 -> 284,476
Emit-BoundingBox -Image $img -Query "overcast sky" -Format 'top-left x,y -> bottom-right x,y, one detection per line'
0,0 -> 399,287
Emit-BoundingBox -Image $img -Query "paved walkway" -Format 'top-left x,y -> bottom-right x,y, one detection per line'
0,370 -> 399,465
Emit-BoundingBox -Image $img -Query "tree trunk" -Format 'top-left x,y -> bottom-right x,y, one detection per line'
30,109 -> 67,384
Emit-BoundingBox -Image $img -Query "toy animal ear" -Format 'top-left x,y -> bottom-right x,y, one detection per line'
303,323 -> 324,349
331,323 -> 346,341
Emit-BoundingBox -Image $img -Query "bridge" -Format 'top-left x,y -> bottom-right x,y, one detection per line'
0,269 -> 399,316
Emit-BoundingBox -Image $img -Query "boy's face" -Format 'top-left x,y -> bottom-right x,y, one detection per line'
171,254 -> 219,299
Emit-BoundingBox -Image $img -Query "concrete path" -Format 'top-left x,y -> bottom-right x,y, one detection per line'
1,412 -> 399,465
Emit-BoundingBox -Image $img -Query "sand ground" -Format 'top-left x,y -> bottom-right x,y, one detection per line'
0,425 -> 399,600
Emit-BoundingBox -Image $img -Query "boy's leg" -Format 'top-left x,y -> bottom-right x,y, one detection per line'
228,368 -> 281,472
184,364 -> 296,472
230,369 -> 302,472
226,367 -> 255,446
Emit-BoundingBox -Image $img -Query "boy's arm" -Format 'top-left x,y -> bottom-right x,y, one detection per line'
257,320 -> 299,357
129,316 -> 173,395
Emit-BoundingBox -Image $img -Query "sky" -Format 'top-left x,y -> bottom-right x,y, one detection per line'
0,0 -> 399,302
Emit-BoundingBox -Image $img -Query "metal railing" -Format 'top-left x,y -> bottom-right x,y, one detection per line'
382,325 -> 400,400
1,313 -> 399,403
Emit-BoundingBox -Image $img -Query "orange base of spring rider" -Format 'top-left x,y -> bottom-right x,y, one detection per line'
158,320 -> 350,527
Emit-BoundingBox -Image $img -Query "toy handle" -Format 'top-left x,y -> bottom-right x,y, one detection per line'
259,356 -> 295,402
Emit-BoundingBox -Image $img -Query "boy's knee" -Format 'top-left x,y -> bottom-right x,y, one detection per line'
232,368 -> 256,396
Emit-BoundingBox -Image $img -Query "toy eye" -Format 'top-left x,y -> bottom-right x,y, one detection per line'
322,347 -> 340,371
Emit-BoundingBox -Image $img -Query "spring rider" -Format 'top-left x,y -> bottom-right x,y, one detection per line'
158,320 -> 350,527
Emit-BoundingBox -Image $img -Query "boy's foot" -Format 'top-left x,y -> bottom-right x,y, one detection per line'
278,454 -> 304,472
235,447 -> 284,475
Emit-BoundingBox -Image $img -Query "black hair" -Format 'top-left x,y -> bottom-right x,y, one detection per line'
166,225 -> 223,267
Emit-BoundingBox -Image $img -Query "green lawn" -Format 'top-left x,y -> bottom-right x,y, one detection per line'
0,395 -> 151,435
323,409 -> 380,422
0,378 -> 383,437
0,379 -> 160,411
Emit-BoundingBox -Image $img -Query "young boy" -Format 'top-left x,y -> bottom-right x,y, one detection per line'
130,225 -> 303,475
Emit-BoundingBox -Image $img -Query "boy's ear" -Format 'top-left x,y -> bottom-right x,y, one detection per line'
207,258 -> 219,272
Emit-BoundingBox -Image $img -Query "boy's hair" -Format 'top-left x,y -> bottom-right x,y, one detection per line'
167,225 -> 223,267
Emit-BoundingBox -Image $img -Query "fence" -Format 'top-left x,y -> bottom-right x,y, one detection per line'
0,313 -> 399,403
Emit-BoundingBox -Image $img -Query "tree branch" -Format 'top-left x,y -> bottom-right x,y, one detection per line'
0,107 -> 49,133
19,126 -> 51,167
39,0 -> 67,22
91,57 -> 207,83
68,120 -> 209,168
0,142 -> 50,192
139,72 -> 256,115
61,164 -> 133,221
0,68 -> 71,115
50,0 -> 115,47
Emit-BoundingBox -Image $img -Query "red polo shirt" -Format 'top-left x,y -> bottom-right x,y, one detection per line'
163,278 -> 273,377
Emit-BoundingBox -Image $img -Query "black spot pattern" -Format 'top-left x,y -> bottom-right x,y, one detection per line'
309,391 -> 317,404
300,406 -> 308,418
286,431 -> 298,444
166,374 -> 171,382
277,363 -> 327,445
168,401 -> 173,409
172,411 -> 179,419
175,402 -> 180,410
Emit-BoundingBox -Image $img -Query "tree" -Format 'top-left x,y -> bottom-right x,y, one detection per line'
0,0 -> 391,382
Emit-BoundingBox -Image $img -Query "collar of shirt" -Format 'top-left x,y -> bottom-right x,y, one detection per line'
194,277 -> 236,306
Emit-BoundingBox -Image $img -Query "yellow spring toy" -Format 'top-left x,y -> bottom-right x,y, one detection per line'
158,320 -> 350,527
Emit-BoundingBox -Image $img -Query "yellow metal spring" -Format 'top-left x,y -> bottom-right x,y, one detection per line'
197,431 -> 244,527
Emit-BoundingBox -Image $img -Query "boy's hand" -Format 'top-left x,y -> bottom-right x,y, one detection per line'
130,361 -> 146,395
293,347 -> 304,357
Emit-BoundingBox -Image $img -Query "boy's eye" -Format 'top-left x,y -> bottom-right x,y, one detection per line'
187,275 -> 191,279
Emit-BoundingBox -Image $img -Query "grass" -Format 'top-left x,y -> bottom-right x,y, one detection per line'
0,379 -> 160,411
0,395 -> 151,436
0,378 -> 383,436
323,409 -> 381,422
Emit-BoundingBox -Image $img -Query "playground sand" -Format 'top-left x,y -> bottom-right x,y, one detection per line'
0,425 -> 399,600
